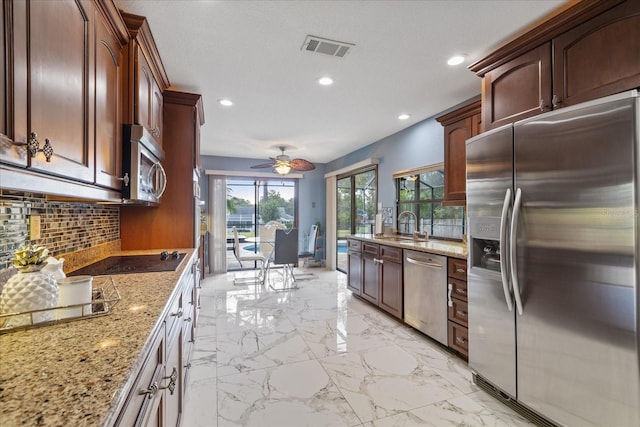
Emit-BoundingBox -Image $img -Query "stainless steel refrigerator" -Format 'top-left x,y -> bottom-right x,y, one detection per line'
466,90 -> 639,427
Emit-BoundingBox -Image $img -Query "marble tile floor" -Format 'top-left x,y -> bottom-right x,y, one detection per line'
182,269 -> 535,427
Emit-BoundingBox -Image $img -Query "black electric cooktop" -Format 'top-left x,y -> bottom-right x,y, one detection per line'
69,252 -> 186,276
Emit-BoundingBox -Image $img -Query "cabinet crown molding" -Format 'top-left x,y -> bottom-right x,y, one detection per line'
468,0 -> 625,76
436,100 -> 481,126
120,11 -> 170,89
164,90 -> 205,125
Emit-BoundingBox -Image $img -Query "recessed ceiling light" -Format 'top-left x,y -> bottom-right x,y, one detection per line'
447,55 -> 465,66
398,113 -> 411,120
218,98 -> 233,106
318,76 -> 333,86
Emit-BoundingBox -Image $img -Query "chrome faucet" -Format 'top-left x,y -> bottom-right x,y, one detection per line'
398,211 -> 418,235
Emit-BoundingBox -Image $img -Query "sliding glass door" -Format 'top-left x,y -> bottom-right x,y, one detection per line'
226,178 -> 297,271
336,167 -> 377,272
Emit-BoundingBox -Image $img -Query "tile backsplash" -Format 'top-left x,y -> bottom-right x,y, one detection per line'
0,191 -> 120,271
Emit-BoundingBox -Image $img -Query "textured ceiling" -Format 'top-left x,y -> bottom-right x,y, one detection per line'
115,0 -> 567,164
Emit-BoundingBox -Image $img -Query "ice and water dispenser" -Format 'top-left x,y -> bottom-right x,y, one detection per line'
469,217 -> 503,273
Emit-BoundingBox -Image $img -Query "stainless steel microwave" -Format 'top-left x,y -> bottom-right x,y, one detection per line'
122,124 -> 167,205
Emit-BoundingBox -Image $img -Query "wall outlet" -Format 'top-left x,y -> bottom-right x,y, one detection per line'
30,215 -> 41,240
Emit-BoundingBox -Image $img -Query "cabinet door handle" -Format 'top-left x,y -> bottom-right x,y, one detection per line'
184,362 -> 192,369
140,381 -> 158,397
171,308 -> 183,318
539,99 -> 548,112
456,336 -> 467,345
12,132 -> 54,162
552,94 -> 562,108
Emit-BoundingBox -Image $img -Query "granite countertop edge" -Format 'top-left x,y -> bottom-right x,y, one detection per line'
349,234 -> 468,259
0,248 -> 197,427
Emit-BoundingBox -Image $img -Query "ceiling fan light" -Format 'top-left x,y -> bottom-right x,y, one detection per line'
275,164 -> 291,175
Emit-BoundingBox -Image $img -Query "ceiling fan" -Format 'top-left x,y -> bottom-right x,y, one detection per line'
250,146 -> 316,175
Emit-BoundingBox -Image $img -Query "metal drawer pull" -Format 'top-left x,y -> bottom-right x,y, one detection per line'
456,288 -> 466,295
171,308 -> 183,318
456,268 -> 466,274
456,336 -> 467,345
184,362 -> 192,369
184,317 -> 192,323
456,310 -> 467,318
140,381 -> 158,397
447,283 -> 453,307
406,257 -> 442,268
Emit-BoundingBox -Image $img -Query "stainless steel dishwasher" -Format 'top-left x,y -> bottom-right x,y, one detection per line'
403,250 -> 448,345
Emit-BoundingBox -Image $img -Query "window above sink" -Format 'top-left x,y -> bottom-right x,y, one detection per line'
394,163 -> 465,241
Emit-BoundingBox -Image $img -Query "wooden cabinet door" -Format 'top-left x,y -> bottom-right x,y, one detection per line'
443,117 -> 472,203
135,48 -> 162,145
136,48 -> 152,131
151,79 -> 163,146
482,43 -> 552,131
379,258 -> 403,319
94,7 -> 123,189
552,0 -> 640,109
347,249 -> 362,296
27,0 -> 94,182
361,253 -> 379,305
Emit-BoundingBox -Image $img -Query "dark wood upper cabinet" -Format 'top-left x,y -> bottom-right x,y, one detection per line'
26,0 -> 95,182
436,100 -> 481,205
94,3 -> 127,189
472,0 -> 640,131
121,12 -> 169,148
482,44 -> 552,130
552,0 -> 640,109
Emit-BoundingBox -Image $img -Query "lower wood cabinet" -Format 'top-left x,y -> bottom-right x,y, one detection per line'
346,239 -> 362,295
447,257 -> 468,359
115,255 -> 199,427
347,239 -> 403,320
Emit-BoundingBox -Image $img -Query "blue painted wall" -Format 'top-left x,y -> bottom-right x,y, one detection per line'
200,95 -> 478,250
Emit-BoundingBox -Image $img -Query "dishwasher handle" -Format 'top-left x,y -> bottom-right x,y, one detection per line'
405,256 -> 443,269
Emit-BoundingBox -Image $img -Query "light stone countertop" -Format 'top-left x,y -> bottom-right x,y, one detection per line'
349,234 -> 468,259
0,248 -> 196,427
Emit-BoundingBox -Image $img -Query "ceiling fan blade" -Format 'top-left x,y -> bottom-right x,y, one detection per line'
250,162 -> 276,169
289,158 -> 316,171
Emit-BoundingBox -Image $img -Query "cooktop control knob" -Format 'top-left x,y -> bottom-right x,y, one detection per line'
171,250 -> 179,259
160,251 -> 169,260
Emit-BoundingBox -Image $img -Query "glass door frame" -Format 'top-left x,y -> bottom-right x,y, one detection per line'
336,166 -> 377,273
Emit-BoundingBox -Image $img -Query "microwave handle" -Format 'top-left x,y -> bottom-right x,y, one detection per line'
150,162 -> 167,199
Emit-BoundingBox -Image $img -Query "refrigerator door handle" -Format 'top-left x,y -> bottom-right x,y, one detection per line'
510,188 -> 525,315
499,188 -> 513,312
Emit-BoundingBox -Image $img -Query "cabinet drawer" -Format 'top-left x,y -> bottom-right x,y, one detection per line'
379,245 -> 402,263
362,242 -> 379,256
448,297 -> 468,327
448,258 -> 468,281
448,321 -> 468,358
347,239 -> 362,252
165,292 -> 183,339
448,277 -> 467,302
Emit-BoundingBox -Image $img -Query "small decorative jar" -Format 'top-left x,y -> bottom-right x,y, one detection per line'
0,245 -> 59,328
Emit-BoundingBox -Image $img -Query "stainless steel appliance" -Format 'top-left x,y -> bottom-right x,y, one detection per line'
403,250 -> 447,344
122,124 -> 167,205
466,90 -> 639,426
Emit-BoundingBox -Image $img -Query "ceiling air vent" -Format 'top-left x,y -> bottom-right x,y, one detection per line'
302,35 -> 354,58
